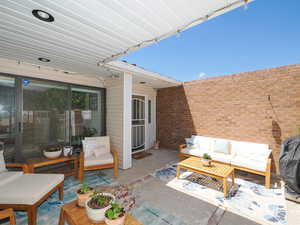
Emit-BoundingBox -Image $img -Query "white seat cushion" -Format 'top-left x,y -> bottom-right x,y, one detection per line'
84,152 -> 114,167
0,173 -> 64,205
231,156 -> 267,172
181,147 -> 210,158
0,171 -> 23,187
210,152 -> 234,164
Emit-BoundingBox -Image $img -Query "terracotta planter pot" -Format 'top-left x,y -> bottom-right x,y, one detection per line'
85,193 -> 115,222
104,214 -> 126,225
202,158 -> 212,167
76,190 -> 94,208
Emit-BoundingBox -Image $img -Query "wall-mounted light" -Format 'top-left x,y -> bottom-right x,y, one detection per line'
32,9 -> 54,22
38,57 -> 50,62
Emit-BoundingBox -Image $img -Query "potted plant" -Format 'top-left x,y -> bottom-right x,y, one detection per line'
77,184 -> 94,207
104,203 -> 126,225
85,192 -> 115,223
43,144 -> 62,159
202,153 -> 212,166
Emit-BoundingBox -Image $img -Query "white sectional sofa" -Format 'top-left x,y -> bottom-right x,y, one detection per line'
179,136 -> 272,188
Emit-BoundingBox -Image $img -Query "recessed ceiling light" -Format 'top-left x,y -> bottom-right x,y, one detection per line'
32,9 -> 54,22
140,81 -> 146,84
38,57 -> 50,62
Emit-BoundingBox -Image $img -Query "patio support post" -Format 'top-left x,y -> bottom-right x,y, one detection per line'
122,72 -> 132,169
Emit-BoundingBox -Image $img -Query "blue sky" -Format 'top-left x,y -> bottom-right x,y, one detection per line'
121,0 -> 300,82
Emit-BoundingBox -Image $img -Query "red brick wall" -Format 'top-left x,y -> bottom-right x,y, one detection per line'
157,64 -> 300,172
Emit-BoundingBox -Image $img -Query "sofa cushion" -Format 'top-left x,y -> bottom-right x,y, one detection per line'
193,136 -> 213,152
213,139 -> 231,154
231,141 -> 269,158
231,156 -> 267,172
181,147 -> 210,158
210,152 -> 234,164
0,150 -> 7,173
0,173 -> 64,205
84,152 -> 114,167
0,171 -> 23,187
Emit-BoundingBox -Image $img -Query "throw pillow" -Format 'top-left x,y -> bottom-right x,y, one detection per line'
0,150 -> 7,173
213,139 -> 230,154
185,137 -> 199,149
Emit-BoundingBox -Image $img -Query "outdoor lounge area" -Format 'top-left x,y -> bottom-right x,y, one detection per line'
0,0 -> 300,225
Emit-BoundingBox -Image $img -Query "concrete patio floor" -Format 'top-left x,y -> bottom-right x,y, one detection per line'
103,148 -> 299,225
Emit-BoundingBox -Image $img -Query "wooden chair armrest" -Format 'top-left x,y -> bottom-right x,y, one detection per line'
0,208 -> 14,220
110,148 -> 119,162
178,144 -> 186,152
6,163 -> 30,173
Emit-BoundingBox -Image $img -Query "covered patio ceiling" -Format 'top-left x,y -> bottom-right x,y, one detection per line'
0,0 -> 249,79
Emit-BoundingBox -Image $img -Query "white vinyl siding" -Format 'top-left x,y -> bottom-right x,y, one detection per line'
0,58 -> 104,88
106,77 -> 124,168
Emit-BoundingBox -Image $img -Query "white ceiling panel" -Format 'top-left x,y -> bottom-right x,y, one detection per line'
0,0 -> 250,77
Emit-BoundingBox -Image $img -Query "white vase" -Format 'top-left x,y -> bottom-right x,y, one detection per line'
202,158 -> 212,166
85,193 -> 115,222
63,146 -> 73,157
43,150 -> 62,159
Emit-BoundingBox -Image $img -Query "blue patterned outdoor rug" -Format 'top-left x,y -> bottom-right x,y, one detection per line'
4,170 -> 186,225
153,163 -> 288,225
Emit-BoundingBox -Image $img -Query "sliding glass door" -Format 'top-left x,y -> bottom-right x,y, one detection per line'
0,76 -> 16,162
22,79 -> 69,158
71,87 -> 104,146
0,74 -> 105,162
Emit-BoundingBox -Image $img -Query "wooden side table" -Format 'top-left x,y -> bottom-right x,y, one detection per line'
25,155 -> 79,179
58,200 -> 143,225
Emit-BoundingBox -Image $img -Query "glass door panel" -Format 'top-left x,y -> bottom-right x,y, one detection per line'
71,87 -> 102,146
22,79 -> 69,158
0,76 -> 16,162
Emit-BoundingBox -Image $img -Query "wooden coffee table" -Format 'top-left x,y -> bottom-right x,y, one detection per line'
25,155 -> 79,179
58,200 -> 143,225
177,157 -> 235,197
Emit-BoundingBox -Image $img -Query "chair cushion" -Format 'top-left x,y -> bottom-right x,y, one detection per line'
84,136 -> 111,157
0,171 -> 23,187
84,152 -> 114,167
231,156 -> 267,172
213,139 -> 230,154
0,173 -> 64,205
181,147 -> 210,158
0,150 -> 7,173
210,152 -> 234,164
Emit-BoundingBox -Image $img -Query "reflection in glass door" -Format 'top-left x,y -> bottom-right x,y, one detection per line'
71,87 -> 103,146
0,76 -> 16,162
22,79 -> 69,159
